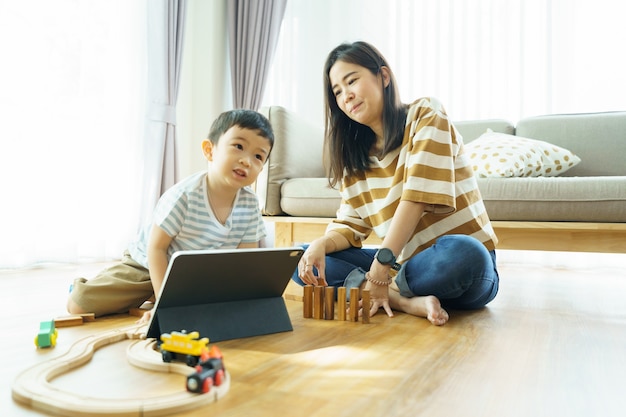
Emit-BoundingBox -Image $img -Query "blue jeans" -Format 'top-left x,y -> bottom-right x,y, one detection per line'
291,234 -> 499,310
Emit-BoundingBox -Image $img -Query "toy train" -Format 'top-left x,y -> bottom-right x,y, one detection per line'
159,330 -> 226,394
186,345 -> 226,394
160,330 -> 209,367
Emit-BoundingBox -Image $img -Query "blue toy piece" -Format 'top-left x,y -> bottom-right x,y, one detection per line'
35,320 -> 58,348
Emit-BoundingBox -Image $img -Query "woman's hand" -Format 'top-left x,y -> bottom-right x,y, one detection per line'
363,272 -> 394,318
298,239 -> 328,286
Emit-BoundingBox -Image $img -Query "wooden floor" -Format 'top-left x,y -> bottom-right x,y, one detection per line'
2,250 -> 626,417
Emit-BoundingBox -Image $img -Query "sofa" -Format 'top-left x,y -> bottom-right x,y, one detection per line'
257,106 -> 626,253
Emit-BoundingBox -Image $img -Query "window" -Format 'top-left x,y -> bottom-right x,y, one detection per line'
263,0 -> 626,125
0,0 -> 147,267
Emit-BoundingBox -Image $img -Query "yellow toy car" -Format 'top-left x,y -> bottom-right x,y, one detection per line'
160,330 -> 209,367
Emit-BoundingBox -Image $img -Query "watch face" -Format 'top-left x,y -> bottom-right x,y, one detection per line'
377,248 -> 395,264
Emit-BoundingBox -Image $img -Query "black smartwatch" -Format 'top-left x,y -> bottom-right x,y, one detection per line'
375,248 -> 401,271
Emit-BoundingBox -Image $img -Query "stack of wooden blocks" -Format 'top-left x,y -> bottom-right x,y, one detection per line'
302,284 -> 371,323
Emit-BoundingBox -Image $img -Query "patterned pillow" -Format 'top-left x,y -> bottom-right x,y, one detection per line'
464,131 -> 581,178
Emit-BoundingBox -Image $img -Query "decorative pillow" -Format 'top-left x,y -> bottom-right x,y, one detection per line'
464,131 -> 581,178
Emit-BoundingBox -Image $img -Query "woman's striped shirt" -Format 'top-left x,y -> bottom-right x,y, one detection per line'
326,97 -> 497,263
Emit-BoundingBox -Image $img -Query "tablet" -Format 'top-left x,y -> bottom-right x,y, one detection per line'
146,247 -> 304,342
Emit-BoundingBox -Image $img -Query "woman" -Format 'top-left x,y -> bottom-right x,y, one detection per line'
293,41 -> 499,325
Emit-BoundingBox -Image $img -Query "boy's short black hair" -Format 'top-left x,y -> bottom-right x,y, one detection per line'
207,109 -> 274,148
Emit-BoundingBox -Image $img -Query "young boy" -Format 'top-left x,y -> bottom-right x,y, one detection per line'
67,109 -> 274,317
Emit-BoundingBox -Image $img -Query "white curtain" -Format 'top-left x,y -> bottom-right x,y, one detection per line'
262,0 -> 626,126
227,0 -> 287,110
138,0 -> 187,224
0,0 -> 147,268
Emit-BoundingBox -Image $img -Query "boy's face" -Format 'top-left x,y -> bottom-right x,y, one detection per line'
202,126 -> 272,189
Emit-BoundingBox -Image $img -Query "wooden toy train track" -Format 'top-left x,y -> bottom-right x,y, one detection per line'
11,325 -> 230,417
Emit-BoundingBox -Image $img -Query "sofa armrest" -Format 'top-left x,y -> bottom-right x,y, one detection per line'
257,106 -> 326,215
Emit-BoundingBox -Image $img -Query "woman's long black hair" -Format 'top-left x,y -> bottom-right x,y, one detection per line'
323,41 -> 407,187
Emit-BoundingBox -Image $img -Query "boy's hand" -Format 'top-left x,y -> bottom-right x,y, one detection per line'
136,310 -> 152,324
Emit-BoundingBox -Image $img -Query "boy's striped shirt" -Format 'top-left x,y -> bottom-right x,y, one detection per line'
128,171 -> 265,268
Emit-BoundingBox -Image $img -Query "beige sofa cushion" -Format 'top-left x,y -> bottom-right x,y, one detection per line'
515,112 -> 626,177
478,176 -> 626,222
280,178 -> 340,217
454,119 -> 515,142
281,176 -> 626,222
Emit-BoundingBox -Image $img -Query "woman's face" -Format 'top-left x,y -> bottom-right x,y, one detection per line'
329,60 -> 389,137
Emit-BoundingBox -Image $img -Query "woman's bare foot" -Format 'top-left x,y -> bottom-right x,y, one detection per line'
389,286 -> 449,326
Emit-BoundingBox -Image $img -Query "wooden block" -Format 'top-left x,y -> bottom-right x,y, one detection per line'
324,286 -> 335,320
128,302 -> 154,317
303,285 -> 313,318
54,315 -> 84,327
349,288 -> 359,322
337,287 -> 347,321
78,313 -> 95,322
313,286 -> 324,319
128,308 -> 149,318
361,289 -> 370,324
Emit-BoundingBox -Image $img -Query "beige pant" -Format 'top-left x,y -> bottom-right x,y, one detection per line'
69,251 -> 153,317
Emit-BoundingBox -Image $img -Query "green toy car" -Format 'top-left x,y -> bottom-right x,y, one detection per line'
35,320 -> 58,348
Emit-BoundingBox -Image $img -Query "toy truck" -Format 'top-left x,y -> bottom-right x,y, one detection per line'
35,320 -> 58,348
159,330 -> 209,367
